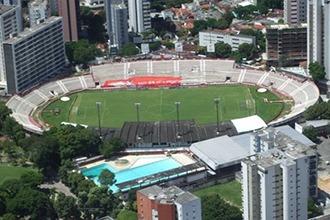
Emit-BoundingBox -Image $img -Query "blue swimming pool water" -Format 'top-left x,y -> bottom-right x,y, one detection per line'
81,158 -> 181,192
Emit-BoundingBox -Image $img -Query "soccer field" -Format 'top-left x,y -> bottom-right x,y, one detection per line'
42,85 -> 284,128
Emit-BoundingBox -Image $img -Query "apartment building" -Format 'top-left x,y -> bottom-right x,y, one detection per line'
105,0 -> 129,49
128,0 -> 151,33
284,0 -> 307,25
0,3 -> 22,88
265,24 -> 307,66
3,17 -> 66,94
242,128 -> 318,220
57,0 -> 80,41
199,30 -> 256,51
28,0 -> 51,27
137,185 -> 202,220
307,0 -> 330,80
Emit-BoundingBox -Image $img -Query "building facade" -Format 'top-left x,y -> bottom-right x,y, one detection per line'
105,0 -> 129,49
128,0 -> 151,33
0,3 -> 22,88
28,0 -> 51,28
3,17 -> 66,94
284,0 -> 307,25
265,24 -> 307,66
111,3 -> 129,48
57,0 -> 80,41
307,0 -> 330,80
137,185 -> 202,220
199,30 -> 256,51
242,128 -> 318,220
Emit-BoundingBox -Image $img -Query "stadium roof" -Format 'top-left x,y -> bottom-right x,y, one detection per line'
189,135 -> 249,171
231,115 -> 267,133
91,120 -> 238,147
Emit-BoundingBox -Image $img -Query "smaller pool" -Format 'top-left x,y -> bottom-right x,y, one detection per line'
81,158 -> 181,192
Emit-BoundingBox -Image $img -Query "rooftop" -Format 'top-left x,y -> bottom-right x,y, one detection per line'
139,185 -> 199,205
3,16 -> 62,44
0,4 -> 15,15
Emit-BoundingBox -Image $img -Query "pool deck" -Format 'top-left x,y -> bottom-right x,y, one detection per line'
81,153 -> 196,171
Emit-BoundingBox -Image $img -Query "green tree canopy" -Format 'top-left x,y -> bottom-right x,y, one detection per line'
54,193 -> 81,219
65,40 -> 102,67
201,194 -> 242,220
98,169 -> 116,186
304,101 -> 330,120
214,42 -> 232,58
309,61 -> 326,81
101,138 -> 125,159
303,127 -> 318,143
7,188 -> 55,219
119,43 -> 140,56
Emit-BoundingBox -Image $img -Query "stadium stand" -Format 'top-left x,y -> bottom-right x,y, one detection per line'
6,59 -> 319,134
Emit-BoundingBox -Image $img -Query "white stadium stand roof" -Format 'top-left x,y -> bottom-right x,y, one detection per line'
189,135 -> 249,170
231,115 -> 267,133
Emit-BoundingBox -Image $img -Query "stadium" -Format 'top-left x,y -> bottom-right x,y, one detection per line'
6,59 -> 319,138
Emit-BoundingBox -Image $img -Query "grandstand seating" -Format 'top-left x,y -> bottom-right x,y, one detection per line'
6,59 -> 319,133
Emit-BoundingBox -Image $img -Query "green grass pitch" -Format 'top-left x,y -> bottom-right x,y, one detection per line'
0,165 -> 36,185
41,85 -> 284,128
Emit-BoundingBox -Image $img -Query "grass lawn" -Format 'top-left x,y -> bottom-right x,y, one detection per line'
117,209 -> 137,220
193,181 -> 242,208
0,164 -> 36,185
42,85 -> 284,128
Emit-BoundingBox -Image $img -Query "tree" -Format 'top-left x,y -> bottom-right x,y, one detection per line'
190,20 -> 208,36
7,189 -> 55,219
214,42 -> 232,58
20,171 -> 44,188
54,192 -> 81,219
309,61 -> 326,81
119,43 -> 140,56
239,29 -> 266,52
303,127 -> 318,143
101,138 -> 125,159
29,136 -> 60,175
234,43 -> 257,63
65,40 -> 102,67
98,169 -> 116,186
200,194 -> 242,220
308,198 -> 323,218
80,6 -> 93,26
149,41 -> 162,51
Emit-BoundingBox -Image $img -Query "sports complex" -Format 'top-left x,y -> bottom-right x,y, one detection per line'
5,58 -> 321,192
6,59 -> 319,134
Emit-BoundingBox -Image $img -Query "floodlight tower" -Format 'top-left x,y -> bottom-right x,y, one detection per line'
96,102 -> 102,137
175,102 -> 181,136
135,102 -> 140,123
214,98 -> 220,134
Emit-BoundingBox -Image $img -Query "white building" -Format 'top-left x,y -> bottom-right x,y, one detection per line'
284,0 -> 307,25
0,3 -> 22,89
28,0 -> 51,28
307,0 -> 330,80
128,0 -> 151,33
3,17 -> 66,94
199,30 -> 256,51
137,185 -> 202,220
242,128 -> 318,220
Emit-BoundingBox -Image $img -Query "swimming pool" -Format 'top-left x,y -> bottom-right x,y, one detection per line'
81,158 -> 181,192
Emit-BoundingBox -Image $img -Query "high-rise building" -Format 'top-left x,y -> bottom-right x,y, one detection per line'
307,0 -> 330,79
110,3 -> 128,48
284,0 -> 307,25
3,17 -> 66,94
0,3 -> 22,88
28,0 -> 51,28
105,0 -> 128,51
265,24 -> 308,66
0,0 -> 18,5
242,128 -> 318,220
128,0 -> 151,33
57,0 -> 80,41
137,185 -> 202,220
